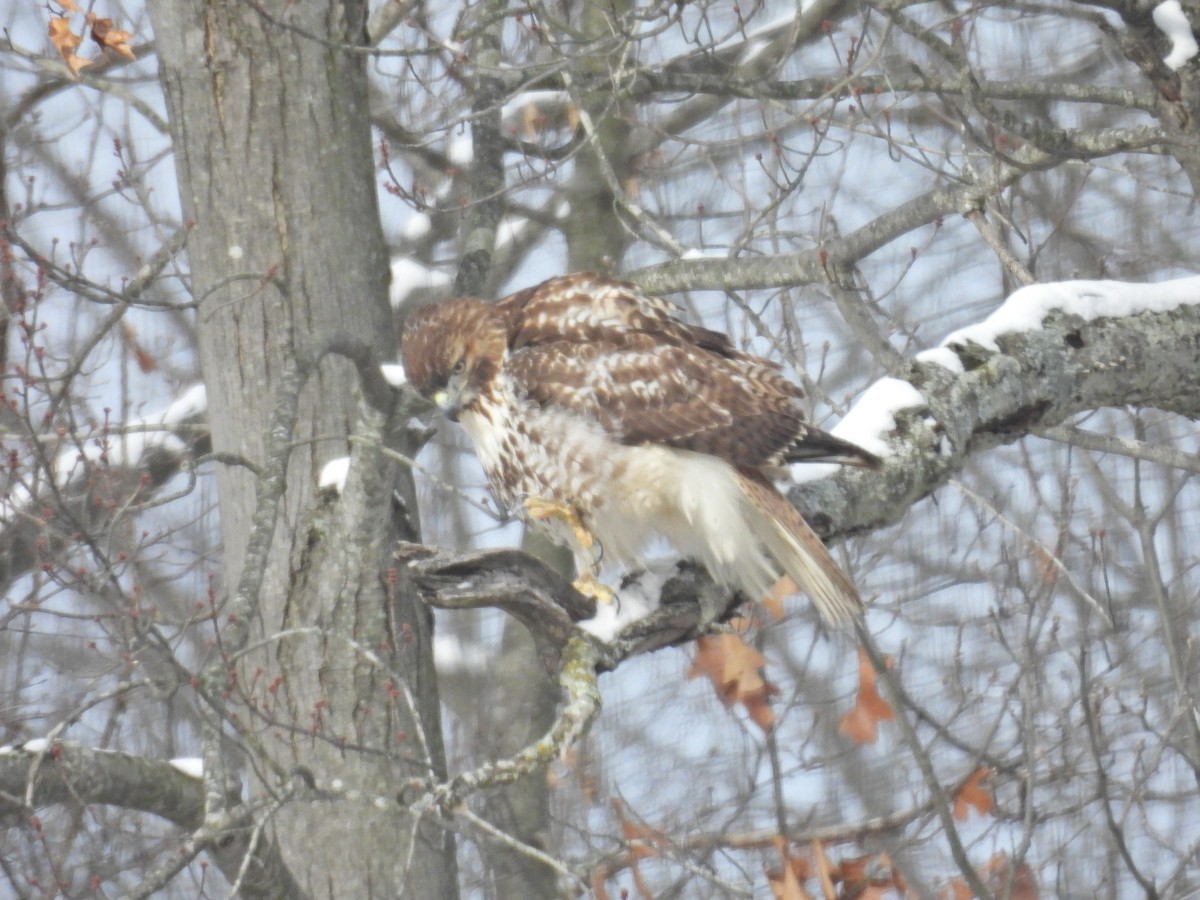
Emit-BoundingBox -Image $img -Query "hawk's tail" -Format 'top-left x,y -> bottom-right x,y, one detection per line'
736,469 -> 864,626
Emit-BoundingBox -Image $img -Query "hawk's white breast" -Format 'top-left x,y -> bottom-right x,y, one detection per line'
459,386 -> 775,599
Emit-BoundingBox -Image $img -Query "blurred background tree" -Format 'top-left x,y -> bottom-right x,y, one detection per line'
2,0 -> 1199,896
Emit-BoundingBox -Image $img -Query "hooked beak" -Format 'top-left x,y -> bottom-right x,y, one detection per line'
430,389 -> 461,422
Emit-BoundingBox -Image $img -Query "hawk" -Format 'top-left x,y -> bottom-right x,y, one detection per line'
401,273 -> 879,625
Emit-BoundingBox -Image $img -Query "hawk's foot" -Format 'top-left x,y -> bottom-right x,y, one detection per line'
572,571 -> 616,606
523,497 -> 595,550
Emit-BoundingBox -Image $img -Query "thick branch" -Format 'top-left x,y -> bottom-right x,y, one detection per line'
791,293 -> 1200,542
0,387 -> 211,597
630,127 -> 1168,295
408,547 -> 741,673
621,70 -> 1156,113
0,744 -> 304,900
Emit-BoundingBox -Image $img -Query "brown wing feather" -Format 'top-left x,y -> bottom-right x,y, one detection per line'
498,274 -> 878,469
505,341 -> 801,466
736,469 -> 864,624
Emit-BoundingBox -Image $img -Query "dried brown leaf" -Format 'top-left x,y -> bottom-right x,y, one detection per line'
837,852 -> 903,899
767,837 -> 814,900
688,630 -> 780,732
120,322 -> 158,373
838,646 -> 895,745
952,768 -> 994,821
86,12 -> 136,61
762,575 -> 795,620
612,799 -> 668,861
49,17 -> 92,76
983,853 -> 1038,899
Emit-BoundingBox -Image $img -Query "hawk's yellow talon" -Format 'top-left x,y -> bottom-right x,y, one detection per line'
524,497 -> 595,550
573,572 -> 616,605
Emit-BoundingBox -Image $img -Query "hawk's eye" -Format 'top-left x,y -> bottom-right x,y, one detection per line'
451,357 -> 467,376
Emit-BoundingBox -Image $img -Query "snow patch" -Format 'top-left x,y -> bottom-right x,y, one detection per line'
495,216 -> 531,253
1154,2 -> 1199,69
832,377 -> 926,455
22,738 -> 50,753
448,129 -> 474,166
170,757 -> 204,779
380,364 -> 407,387
501,90 -> 572,131
319,457 -> 351,494
162,384 -> 207,424
577,567 -> 664,641
915,346 -> 965,374
389,257 -> 453,309
433,634 -> 491,675
402,213 -> 433,242
941,276 -> 1200,352
788,378 -> 925,483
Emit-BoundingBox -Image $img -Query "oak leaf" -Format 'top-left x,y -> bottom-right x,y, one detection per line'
1031,545 -> 1059,586
766,837 -> 813,900
612,798 -> 668,861
762,574 -> 795,620
49,17 -> 92,77
86,13 -> 136,61
120,323 -> 158,373
838,646 -> 895,744
982,853 -> 1038,899
952,767 -> 994,821
688,629 -> 780,732
943,853 -> 1037,899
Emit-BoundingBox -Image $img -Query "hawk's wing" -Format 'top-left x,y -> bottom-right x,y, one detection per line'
498,274 -> 875,469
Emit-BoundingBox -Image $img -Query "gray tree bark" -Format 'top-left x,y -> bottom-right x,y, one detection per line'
148,1 -> 457,894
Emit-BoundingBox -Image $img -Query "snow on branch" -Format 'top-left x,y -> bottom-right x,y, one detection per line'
1154,1 -> 1199,70
788,276 -> 1200,540
0,384 -> 210,593
0,741 -> 205,827
0,741 -> 301,900
936,277 -> 1200,352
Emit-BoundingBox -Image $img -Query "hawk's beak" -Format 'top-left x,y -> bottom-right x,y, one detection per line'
431,389 -> 461,422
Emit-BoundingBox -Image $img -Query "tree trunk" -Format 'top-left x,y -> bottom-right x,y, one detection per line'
150,1 -> 458,894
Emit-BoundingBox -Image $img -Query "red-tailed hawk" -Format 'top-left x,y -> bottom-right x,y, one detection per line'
401,273 -> 879,624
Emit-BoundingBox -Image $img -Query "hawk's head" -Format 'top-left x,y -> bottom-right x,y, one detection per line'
401,298 -> 508,421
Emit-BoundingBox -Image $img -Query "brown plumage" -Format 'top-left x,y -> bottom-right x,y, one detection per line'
401,273 -> 879,624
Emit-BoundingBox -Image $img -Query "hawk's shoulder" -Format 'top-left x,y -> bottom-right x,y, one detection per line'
491,274 -> 824,468
497,273 -> 736,357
